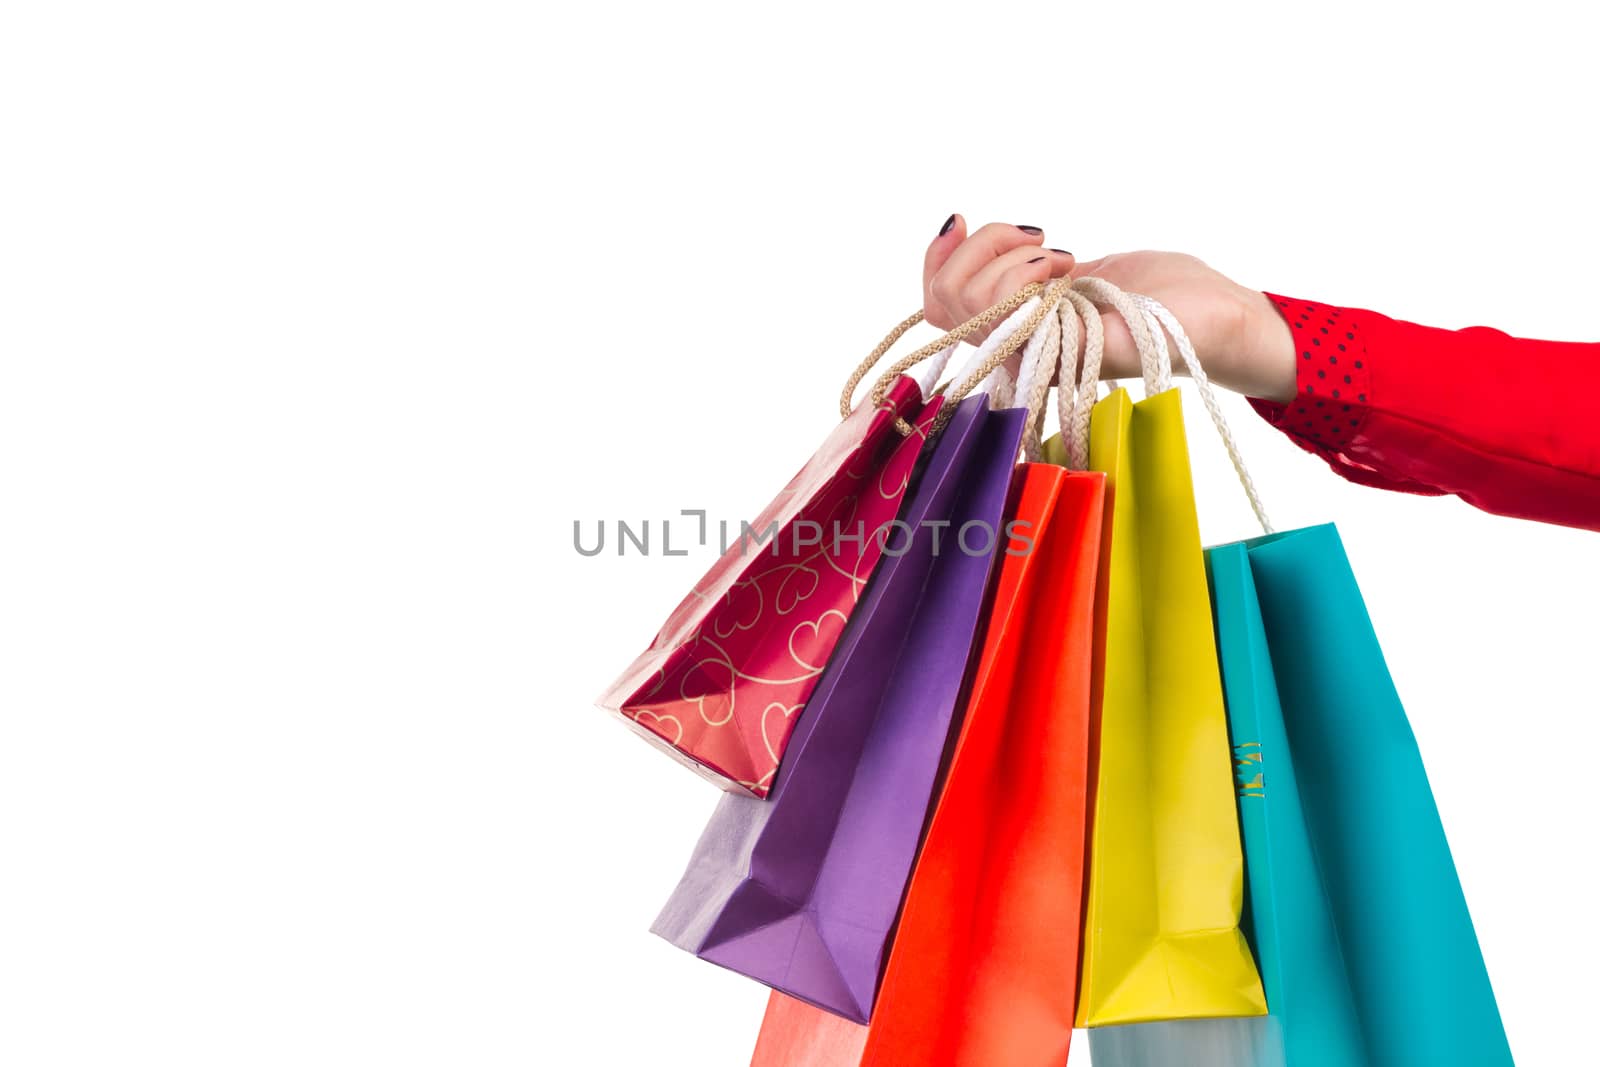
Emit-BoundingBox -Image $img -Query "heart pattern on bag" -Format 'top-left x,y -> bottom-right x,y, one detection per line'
772,561 -> 822,616
713,579 -> 765,638
604,381 -> 938,796
761,701 -> 802,763
628,709 -> 683,747
787,610 -> 848,674
679,652 -> 739,727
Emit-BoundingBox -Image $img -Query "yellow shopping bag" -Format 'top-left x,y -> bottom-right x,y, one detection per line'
1045,320 -> 1267,1026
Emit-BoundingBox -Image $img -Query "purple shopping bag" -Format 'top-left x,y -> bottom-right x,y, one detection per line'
650,394 -> 1025,1023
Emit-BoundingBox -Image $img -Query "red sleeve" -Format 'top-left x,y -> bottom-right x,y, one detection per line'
1248,294 -> 1600,532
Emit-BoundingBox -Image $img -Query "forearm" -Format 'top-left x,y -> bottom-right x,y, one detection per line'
1250,294 -> 1600,531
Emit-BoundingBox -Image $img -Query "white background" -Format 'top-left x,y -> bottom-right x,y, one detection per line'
2,2 -> 1595,1064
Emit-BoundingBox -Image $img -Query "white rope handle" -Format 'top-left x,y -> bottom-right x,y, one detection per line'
1072,276 -> 1169,396
1023,277 -> 1274,533
1052,293 -> 1083,467
1138,304 -> 1171,393
944,295 -> 1042,406
1052,289 -> 1101,471
930,292 -> 1066,458
1011,309 -> 1057,406
900,279 -> 1271,536
919,288 -> 1074,462
1012,304 -> 1066,462
1010,304 -> 1051,403
1131,293 -> 1274,534
1060,279 -> 1164,465
913,343 -> 958,398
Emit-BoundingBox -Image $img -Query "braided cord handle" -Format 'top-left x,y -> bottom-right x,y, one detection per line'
842,275 -> 1273,533
1052,276 -> 1273,532
1132,294 -> 1274,534
1013,300 -> 1065,462
839,282 -> 1046,433
936,293 -> 1045,409
1054,288 -> 1104,470
930,275 -> 1074,432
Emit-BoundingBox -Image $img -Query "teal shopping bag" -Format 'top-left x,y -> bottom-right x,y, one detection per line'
1208,538 -> 1364,1066
1092,523 -> 1512,1067
1239,523 -> 1511,1064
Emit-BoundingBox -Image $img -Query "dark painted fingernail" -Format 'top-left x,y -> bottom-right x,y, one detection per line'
1049,248 -> 1072,255
938,213 -> 957,236
1027,256 -> 1047,264
1016,224 -> 1043,235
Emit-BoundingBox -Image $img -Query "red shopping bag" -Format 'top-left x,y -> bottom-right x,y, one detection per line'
751,461 -> 1106,1065
751,991 -> 867,1067
598,377 -> 939,796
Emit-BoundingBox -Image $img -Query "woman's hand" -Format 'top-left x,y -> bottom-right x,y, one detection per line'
925,215 -> 1297,403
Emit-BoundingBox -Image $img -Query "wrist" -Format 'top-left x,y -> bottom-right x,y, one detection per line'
1228,289 -> 1297,403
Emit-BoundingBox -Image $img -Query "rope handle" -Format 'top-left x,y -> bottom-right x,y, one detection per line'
1054,278 -> 1273,533
934,300 -> 1035,410
1054,288 -> 1104,470
847,277 -> 1274,534
1133,294 -> 1274,534
914,285 -> 1067,445
1070,276 -> 1168,397
1012,299 -> 1065,461
839,278 -> 1078,435
839,282 -> 1046,433
929,275 -> 1075,432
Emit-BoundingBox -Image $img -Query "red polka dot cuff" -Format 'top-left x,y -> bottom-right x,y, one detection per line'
1249,294 -> 1374,447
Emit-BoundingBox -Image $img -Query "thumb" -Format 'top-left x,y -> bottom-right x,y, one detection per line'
1068,255 -> 1106,278
922,213 -> 966,320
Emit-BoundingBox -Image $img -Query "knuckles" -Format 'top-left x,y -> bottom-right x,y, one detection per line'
929,273 -> 964,311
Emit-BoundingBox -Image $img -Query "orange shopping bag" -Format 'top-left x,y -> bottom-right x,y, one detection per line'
751,459 -> 1105,1067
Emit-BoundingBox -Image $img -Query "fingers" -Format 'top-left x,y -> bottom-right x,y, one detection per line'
925,221 -> 1072,334
929,222 -> 1042,323
974,248 -> 1071,381
924,213 -> 965,283
923,213 -> 967,326
927,222 -> 1040,328
966,244 -> 1074,313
